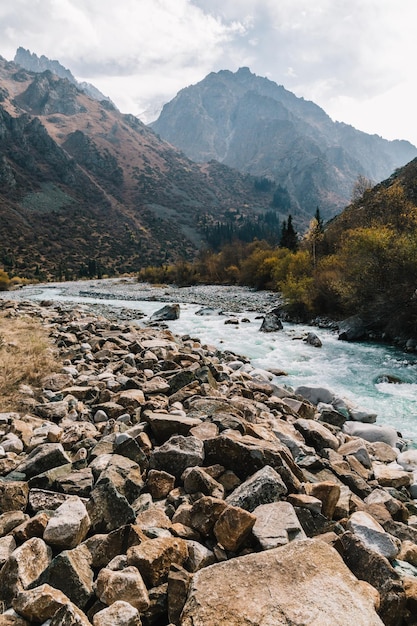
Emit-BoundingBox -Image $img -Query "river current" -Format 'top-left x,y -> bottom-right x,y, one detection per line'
4,280 -> 417,444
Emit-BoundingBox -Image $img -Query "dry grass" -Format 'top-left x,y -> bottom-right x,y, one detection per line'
0,313 -> 61,411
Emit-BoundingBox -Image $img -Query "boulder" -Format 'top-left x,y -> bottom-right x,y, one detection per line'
213,505 -> 256,551
95,566 -> 150,611
252,501 -> 306,549
294,386 -> 335,405
49,602 -> 92,625
347,511 -> 400,559
93,600 -> 142,626
0,481 -> 29,513
34,544 -> 94,609
259,309 -> 283,332
338,531 -> 406,626
15,443 -> 71,479
343,422 -> 398,447
127,536 -> 188,587
150,435 -> 205,478
180,539 -> 383,625
12,584 -> 70,622
294,418 -> 339,452
305,332 -> 322,347
150,304 -> 180,322
0,538 -> 52,609
87,479 -> 136,533
43,496 -> 91,549
338,316 -> 367,341
226,465 -> 287,512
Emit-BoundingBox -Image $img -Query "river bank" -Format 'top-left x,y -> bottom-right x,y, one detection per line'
1,297 -> 417,624
2,278 -> 417,444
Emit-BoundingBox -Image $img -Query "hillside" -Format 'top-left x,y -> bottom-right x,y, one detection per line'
151,67 -> 417,221
0,56 -> 272,280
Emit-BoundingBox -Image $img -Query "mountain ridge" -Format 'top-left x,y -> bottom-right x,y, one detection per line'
151,67 -> 417,219
0,56 -> 272,280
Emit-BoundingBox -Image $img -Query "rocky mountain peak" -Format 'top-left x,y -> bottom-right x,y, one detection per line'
14,47 -> 115,107
152,68 -> 417,219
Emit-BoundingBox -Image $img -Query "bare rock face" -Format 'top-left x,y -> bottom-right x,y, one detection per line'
180,539 -> 383,626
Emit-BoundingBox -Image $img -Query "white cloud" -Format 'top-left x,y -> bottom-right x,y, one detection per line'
0,0 -> 416,144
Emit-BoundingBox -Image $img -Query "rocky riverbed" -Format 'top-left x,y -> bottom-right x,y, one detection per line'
1,297 -> 417,625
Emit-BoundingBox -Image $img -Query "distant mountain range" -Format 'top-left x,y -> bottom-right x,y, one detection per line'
151,67 -> 417,220
0,55 -> 273,280
14,47 -> 113,106
1,51 -> 417,281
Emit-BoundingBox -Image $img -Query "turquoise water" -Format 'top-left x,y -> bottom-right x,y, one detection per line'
20,286 -> 417,443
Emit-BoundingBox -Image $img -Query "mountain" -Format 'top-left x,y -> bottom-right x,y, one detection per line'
151,67 -> 417,220
14,47 -> 113,106
0,56 -> 272,280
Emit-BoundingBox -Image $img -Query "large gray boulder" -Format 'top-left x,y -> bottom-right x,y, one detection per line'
180,539 -> 383,625
150,303 -> 180,322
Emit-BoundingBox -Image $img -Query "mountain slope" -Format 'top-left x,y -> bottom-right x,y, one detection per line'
0,57 -> 272,280
151,67 -> 417,220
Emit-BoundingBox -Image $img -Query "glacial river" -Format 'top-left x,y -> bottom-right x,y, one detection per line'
5,280 -> 417,444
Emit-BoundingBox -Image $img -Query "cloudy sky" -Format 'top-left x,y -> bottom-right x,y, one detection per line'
1,0 -> 416,144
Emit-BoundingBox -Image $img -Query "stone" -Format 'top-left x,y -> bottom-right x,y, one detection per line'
213,505 -> 256,551
294,385 -> 335,405
0,613 -> 30,626
55,467 -> 94,498
35,544 -> 94,609
347,511 -> 400,559
180,539 -> 383,625
0,538 -> 52,609
259,309 -> 283,332
127,536 -> 188,587
150,304 -> 180,321
95,566 -> 150,611
343,422 -> 398,447
339,438 -> 373,468
0,511 -> 29,535
15,443 -> 71,478
182,466 -> 224,499
294,418 -> 339,452
12,512 -> 50,543
135,506 -> 172,533
338,531 -> 406,626
147,469 -> 176,499
49,602 -> 92,626
226,465 -> 287,512
43,496 -> 91,549
12,584 -> 70,622
397,540 -> 417,567
144,412 -> 202,443
184,540 -> 216,572
85,524 -> 147,570
373,464 -> 412,489
305,331 -> 322,347
286,493 -> 323,515
188,496 -> 227,537
167,564 -> 191,625
27,488 -> 69,513
0,535 -> 17,567
95,455 -> 145,503
87,479 -> 136,533
303,481 -> 341,519
93,600 -> 142,626
150,435 -> 204,478
0,481 -> 29,513
252,501 -> 306,549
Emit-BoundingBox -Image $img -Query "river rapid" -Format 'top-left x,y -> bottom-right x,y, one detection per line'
3,278 -> 417,444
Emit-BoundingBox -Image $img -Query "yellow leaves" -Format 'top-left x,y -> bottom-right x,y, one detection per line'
0,269 -> 10,291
